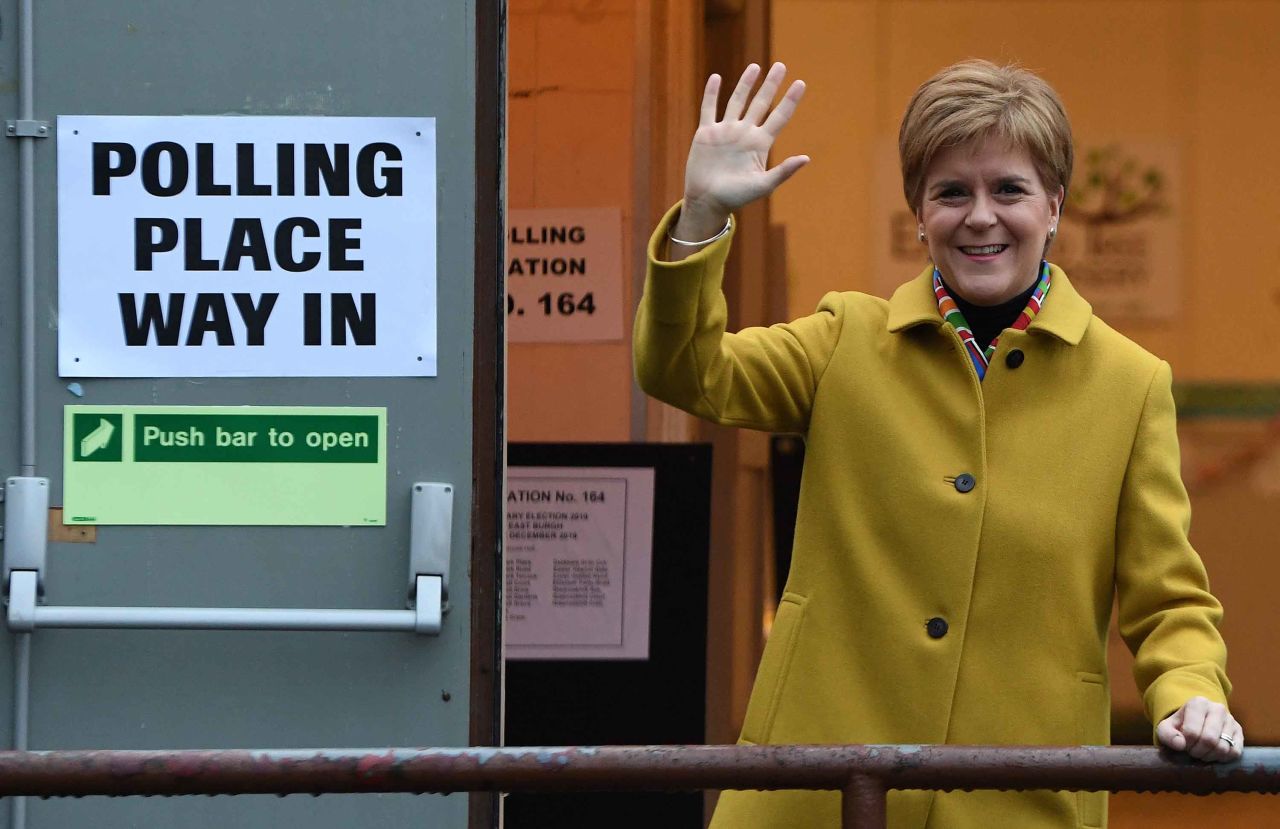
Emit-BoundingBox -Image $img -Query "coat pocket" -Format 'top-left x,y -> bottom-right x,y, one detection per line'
739,592 -> 808,745
1075,671 -> 1109,828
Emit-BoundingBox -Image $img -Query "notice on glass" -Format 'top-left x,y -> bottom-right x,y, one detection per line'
505,467 -> 654,660
506,208 -> 623,343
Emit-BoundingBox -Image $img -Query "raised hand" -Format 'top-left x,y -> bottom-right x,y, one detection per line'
673,62 -> 809,245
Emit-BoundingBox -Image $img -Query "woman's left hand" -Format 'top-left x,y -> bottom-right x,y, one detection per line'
1156,695 -> 1243,762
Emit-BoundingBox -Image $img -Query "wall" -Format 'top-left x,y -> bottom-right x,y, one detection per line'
508,2 -> 778,764
507,0 -> 637,442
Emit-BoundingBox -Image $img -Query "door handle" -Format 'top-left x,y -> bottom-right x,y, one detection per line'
3,480 -> 451,635
5,571 -> 442,634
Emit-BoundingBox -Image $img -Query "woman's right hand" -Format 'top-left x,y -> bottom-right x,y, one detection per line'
675,62 -> 810,243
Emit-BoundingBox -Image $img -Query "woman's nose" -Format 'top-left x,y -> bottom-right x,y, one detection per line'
965,194 -> 997,229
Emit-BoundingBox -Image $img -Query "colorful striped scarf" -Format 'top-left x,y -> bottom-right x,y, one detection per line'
932,261 -> 1051,381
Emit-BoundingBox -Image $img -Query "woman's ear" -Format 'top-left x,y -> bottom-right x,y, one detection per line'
1051,185 -> 1065,223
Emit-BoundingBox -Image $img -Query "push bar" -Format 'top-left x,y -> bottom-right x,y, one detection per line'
2,479 -> 453,635
5,571 -> 442,634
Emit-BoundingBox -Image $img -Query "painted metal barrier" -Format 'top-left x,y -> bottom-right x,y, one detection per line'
0,745 -> 1276,828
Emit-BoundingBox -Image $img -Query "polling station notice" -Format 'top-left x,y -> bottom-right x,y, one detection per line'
506,208 -> 623,343
504,467 -> 653,660
57,116 -> 436,377
63,405 -> 386,525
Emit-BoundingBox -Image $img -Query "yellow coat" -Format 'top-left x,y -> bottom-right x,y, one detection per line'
633,205 -> 1230,829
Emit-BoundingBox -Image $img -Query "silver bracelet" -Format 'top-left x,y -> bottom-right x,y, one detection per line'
667,217 -> 732,247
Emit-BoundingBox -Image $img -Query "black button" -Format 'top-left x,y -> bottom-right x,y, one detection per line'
1006,349 -> 1025,369
926,617 -> 949,639
954,473 -> 975,493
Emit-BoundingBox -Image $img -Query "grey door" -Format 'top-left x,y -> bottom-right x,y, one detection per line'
0,2 -> 501,827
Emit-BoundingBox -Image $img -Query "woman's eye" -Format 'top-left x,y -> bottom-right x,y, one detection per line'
998,183 -> 1026,195
939,188 -> 966,199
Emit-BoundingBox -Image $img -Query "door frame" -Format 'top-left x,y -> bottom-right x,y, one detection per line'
470,2 -> 505,828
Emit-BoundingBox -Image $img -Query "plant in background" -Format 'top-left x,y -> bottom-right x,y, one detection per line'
1067,145 -> 1167,225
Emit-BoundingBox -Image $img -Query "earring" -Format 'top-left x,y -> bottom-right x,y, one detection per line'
918,229 -> 926,243
1048,225 -> 1057,240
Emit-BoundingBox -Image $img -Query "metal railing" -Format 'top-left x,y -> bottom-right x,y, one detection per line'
0,745 -> 1276,828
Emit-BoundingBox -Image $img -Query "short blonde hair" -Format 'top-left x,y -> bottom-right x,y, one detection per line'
898,60 -> 1073,212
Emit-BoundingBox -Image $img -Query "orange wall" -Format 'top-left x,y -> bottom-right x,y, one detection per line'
507,0 -> 637,442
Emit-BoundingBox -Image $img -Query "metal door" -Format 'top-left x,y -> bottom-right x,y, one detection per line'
0,1 -> 502,827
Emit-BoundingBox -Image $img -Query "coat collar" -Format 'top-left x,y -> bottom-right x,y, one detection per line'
886,262 -> 1092,345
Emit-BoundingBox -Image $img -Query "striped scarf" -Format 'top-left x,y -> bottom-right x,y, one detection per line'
932,261 -> 1051,381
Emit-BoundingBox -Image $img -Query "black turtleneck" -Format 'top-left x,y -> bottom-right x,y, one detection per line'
941,276 -> 1039,353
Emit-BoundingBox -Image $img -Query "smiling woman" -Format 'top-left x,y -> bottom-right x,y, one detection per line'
634,59 -> 1239,829
918,137 -> 1060,306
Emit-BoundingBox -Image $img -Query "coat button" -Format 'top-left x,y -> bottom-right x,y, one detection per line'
1006,349 -> 1025,369
926,617 -> 949,639
954,473 -> 975,493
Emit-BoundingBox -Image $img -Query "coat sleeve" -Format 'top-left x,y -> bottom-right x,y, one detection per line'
633,202 -> 844,434
1114,360 -> 1231,739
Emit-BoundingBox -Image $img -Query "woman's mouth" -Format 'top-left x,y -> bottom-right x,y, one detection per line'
959,244 -> 1008,256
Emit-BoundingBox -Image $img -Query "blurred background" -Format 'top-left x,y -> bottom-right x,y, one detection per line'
506,2 -> 1280,824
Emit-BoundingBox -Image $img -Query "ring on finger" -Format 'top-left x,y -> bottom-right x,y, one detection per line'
1219,734 -> 1236,747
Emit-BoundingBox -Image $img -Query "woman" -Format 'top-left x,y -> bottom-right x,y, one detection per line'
634,60 -> 1240,829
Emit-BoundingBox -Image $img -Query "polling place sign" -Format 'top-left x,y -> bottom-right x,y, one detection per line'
57,116 -> 437,377
63,405 -> 387,525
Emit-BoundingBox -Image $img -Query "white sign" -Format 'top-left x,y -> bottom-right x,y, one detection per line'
57,115 -> 437,377
506,208 -> 623,342
504,466 -> 654,660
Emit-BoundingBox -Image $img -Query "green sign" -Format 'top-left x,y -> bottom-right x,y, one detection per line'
64,405 -> 386,526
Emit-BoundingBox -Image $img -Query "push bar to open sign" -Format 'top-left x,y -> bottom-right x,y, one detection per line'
5,572 -> 442,634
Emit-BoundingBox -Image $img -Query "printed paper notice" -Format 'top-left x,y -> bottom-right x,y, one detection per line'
506,208 -> 623,343
505,467 -> 654,660
57,115 -> 437,377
